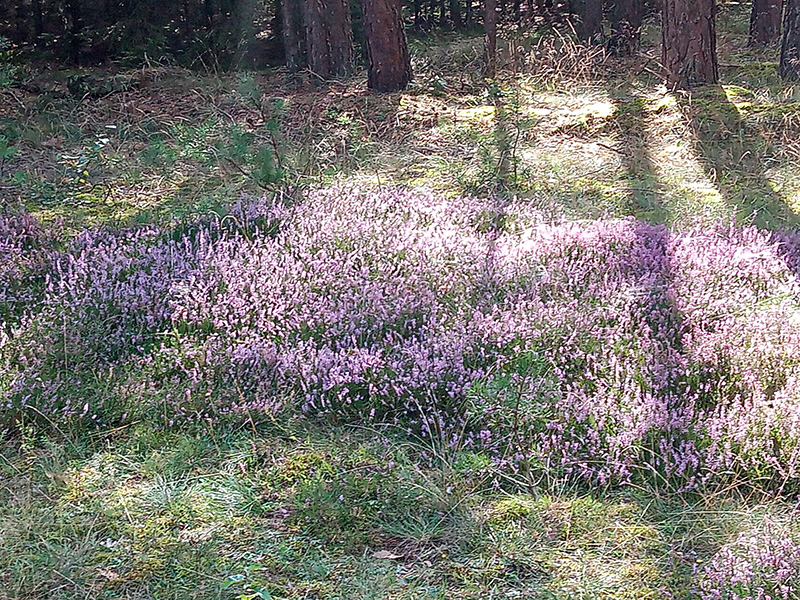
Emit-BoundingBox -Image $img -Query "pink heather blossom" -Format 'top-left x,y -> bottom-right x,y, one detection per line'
3,188 -> 800,492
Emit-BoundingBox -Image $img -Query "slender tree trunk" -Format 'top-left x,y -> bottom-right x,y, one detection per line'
485,0 -> 498,77
32,0 -> 43,43
610,0 -> 642,54
781,0 -> 800,80
65,0 -> 84,64
451,0 -> 463,27
15,0 -> 27,44
662,0 -> 718,87
749,0 -> 782,46
328,0 -> 354,75
304,0 -> 353,79
280,0 -> 304,71
572,0 -> 603,41
304,0 -> 331,77
363,0 -> 413,91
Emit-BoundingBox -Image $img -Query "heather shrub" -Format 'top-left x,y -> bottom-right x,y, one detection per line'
0,208 -> 57,326
672,228 -> 800,488
3,187 -> 800,492
697,520 -> 800,600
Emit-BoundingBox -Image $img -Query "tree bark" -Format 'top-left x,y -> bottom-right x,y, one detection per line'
485,0 -> 498,77
782,0 -> 800,80
363,0 -> 413,91
609,0 -> 643,54
15,0 -> 27,44
328,0 -> 354,75
280,0 -> 305,71
32,0 -> 43,43
749,0 -> 782,46
572,0 -> 603,42
662,0 -> 718,88
304,0 -> 353,79
304,0 -> 330,76
65,0 -> 84,64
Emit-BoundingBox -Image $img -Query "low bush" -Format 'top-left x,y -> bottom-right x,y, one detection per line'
3,187 -> 800,493
698,520 -> 800,600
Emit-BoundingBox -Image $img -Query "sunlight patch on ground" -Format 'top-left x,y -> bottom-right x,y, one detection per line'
453,105 -> 495,125
521,88 -> 617,135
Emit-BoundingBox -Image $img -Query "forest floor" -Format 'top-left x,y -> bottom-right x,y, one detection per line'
3,3 -> 800,599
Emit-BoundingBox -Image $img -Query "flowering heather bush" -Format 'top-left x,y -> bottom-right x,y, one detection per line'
697,521 -> 800,600
3,187 -> 800,490
0,207 -> 56,323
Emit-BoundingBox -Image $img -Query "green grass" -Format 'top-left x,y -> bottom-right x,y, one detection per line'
3,421 -> 799,600
2,26 -> 798,230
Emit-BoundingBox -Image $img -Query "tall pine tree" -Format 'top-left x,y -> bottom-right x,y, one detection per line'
749,0 -> 782,46
363,0 -> 413,91
781,0 -> 800,79
662,0 -> 718,87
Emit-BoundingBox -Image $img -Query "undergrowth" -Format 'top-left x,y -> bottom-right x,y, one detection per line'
3,8 -> 800,600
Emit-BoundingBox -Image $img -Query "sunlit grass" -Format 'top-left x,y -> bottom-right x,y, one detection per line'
4,423 -> 800,599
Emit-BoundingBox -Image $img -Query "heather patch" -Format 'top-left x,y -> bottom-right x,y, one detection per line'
697,520 -> 800,600
3,187 -> 800,492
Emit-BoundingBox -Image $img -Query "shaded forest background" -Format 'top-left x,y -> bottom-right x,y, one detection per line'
0,0 -> 661,70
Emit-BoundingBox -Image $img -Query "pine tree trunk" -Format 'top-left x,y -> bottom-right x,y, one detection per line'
65,0 -> 84,64
32,0 -> 43,43
782,0 -> 800,80
363,0 -> 413,91
280,0 -> 305,71
451,0 -> 463,27
15,0 -> 27,44
304,0 -> 330,77
304,0 -> 353,79
749,0 -> 782,46
485,0 -> 498,77
662,0 -> 718,88
572,0 -> 603,41
610,0 -> 642,54
328,0 -> 354,75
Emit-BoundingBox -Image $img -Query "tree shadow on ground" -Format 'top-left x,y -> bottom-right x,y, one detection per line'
676,85 -> 799,231
611,90 -> 669,224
